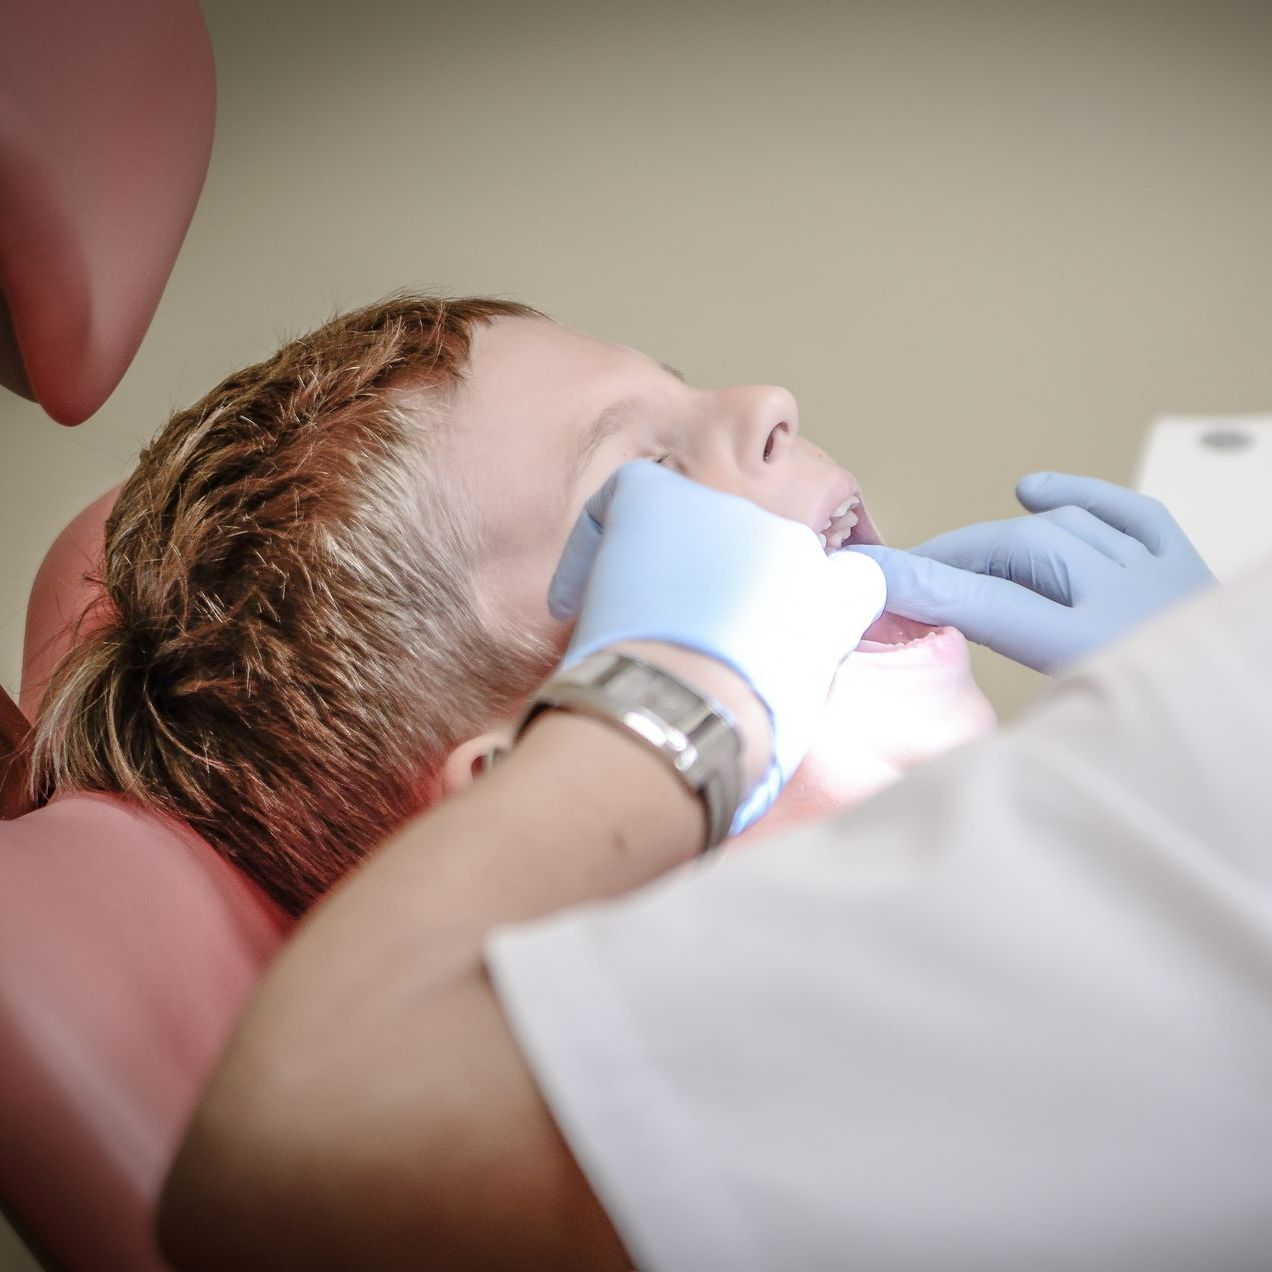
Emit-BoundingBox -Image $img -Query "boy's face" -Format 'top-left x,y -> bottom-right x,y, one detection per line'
445,316 -> 884,640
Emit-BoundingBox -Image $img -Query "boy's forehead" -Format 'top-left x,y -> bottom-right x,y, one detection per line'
446,317 -> 632,520
464,316 -> 638,397
448,318 -> 635,605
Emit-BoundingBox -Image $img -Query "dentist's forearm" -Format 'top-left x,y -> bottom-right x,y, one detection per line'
159,647 -> 770,1271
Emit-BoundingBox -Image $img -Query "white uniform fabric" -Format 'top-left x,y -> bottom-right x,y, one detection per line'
486,560 -> 1272,1272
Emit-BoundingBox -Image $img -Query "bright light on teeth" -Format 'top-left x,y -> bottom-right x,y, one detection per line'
821,495 -> 862,553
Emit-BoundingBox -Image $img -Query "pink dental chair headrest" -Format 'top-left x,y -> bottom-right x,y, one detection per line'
19,485 -> 119,722
0,0 -> 215,424
2,484 -> 292,1271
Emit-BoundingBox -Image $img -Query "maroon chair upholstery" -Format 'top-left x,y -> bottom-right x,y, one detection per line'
0,513 -> 295,1272
0,0 -> 215,425
0,9 -> 289,1264
0,794 -> 288,1271
2,484 -> 118,821
0,692 -> 29,821
0,488 -> 291,1269
19,485 -> 120,724
0,0 -> 216,810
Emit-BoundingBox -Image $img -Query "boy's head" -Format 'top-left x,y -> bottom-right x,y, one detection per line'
31,294 -> 877,915
30,296 -> 561,914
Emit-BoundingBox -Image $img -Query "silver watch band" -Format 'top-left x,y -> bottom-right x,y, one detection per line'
513,651 -> 744,851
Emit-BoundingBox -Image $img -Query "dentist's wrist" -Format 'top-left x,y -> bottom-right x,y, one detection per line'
517,639 -> 774,850
609,640 -> 774,796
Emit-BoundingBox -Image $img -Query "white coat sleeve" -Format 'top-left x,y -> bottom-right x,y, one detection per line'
485,561 -> 1272,1272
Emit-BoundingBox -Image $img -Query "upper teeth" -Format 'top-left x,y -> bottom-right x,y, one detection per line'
820,496 -> 860,532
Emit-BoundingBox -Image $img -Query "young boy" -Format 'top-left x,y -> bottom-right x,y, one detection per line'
30,294 -> 993,915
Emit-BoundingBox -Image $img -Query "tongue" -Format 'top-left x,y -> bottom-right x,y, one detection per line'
861,610 -> 939,646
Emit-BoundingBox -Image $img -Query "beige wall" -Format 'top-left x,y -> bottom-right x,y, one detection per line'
0,1215 -> 39,1272
4,0 -> 1272,725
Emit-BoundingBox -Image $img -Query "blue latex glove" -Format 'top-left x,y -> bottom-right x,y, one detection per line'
548,460 -> 887,833
850,471 -> 1215,674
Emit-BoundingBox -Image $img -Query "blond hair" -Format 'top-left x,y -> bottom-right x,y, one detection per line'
30,294 -> 558,915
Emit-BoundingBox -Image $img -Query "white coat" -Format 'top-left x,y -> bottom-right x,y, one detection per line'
488,558 -> 1272,1271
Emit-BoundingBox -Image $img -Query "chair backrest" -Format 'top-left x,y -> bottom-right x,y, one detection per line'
0,793 -> 288,1271
0,485 -> 119,823
0,693 -> 30,821
19,485 -> 120,724
0,484 -> 291,1269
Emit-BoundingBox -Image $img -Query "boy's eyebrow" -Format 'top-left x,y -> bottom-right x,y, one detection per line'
568,363 -> 686,495
570,399 -> 634,495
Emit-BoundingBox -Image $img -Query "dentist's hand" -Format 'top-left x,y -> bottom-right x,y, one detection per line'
850,472 -> 1215,674
548,460 -> 887,833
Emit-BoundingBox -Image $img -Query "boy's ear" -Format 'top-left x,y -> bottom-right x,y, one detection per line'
438,727 -> 515,797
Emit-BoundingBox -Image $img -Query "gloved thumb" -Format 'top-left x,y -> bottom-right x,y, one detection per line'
845,545 -> 946,621
547,467 -> 624,619
824,547 -> 887,631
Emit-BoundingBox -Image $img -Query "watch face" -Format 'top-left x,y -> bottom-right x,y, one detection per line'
612,663 -> 695,719
545,653 -> 740,849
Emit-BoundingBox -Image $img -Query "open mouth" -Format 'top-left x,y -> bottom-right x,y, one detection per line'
812,479 -> 941,648
811,483 -> 883,553
816,496 -> 863,551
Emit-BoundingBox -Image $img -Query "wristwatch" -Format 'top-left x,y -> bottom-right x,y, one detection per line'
513,650 -> 744,851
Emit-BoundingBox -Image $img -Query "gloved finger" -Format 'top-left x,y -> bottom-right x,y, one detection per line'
546,466 -> 625,619
825,547 -> 888,630
848,543 -> 1071,667
906,516 -> 1114,606
1016,471 -> 1177,555
1032,505 -> 1149,567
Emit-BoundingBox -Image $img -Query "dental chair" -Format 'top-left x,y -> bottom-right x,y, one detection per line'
0,3 -> 290,1267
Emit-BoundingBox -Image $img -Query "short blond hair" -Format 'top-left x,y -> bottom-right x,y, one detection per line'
30,294 -> 558,915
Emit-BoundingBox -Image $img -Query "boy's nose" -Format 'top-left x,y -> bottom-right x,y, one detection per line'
711,385 -> 801,473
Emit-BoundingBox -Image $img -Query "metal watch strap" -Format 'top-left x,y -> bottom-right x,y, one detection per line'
513,651 -> 744,851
